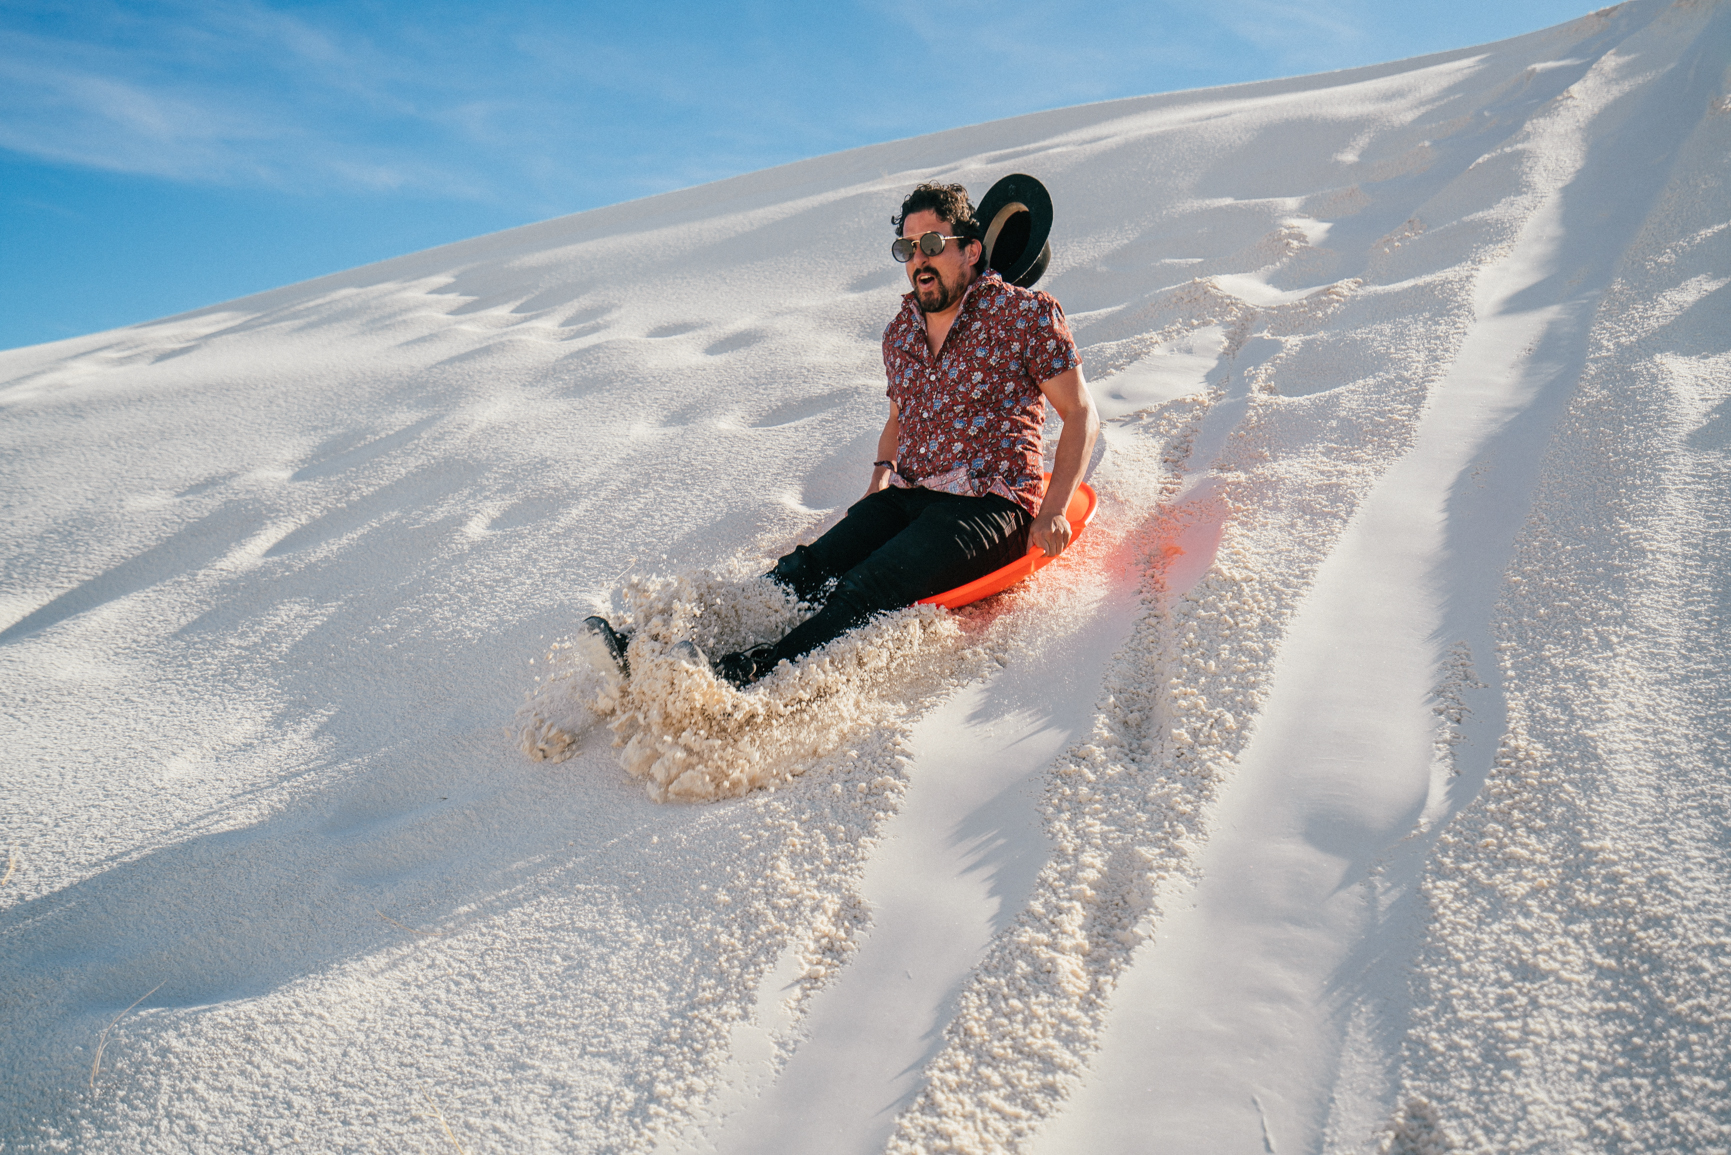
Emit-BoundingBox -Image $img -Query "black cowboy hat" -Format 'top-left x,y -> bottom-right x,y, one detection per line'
976,173 -> 1053,289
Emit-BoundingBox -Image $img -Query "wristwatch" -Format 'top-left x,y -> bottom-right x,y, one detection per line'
874,460 -> 896,470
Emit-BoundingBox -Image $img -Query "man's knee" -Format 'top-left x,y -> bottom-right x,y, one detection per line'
831,559 -> 917,617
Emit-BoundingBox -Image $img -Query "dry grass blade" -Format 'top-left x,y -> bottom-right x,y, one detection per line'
0,849 -> 16,888
377,909 -> 451,937
89,981 -> 165,1091
424,1092 -> 468,1155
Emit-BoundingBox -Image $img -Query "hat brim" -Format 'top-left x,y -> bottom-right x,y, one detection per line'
976,174 -> 1054,289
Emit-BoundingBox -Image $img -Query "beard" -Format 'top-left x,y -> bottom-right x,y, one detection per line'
914,266 -> 965,314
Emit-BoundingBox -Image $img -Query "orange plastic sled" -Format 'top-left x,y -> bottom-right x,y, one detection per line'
918,475 -> 1098,611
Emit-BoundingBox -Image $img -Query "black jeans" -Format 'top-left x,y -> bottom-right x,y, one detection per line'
760,486 -> 1032,666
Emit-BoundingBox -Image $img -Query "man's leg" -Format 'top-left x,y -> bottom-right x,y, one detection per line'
583,490 -> 921,678
744,491 -> 1030,677
768,487 -> 921,603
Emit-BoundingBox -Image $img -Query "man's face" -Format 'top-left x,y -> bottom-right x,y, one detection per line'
902,208 -> 979,315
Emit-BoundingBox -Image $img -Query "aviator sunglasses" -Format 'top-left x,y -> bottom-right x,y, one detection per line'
891,232 -> 971,263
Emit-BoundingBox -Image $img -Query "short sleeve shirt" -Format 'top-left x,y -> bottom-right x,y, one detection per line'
881,271 -> 1081,517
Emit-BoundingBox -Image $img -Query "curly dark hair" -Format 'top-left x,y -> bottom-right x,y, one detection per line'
893,182 -> 985,273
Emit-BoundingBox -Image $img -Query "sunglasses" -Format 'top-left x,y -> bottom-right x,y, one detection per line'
891,232 -> 971,263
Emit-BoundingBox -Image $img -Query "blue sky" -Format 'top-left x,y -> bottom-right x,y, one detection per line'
2,0 -> 1599,351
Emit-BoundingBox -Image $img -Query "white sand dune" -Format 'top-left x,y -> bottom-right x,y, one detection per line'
4,2 -> 1729,1150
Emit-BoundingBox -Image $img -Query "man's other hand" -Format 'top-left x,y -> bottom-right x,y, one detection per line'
1031,511 -> 1072,558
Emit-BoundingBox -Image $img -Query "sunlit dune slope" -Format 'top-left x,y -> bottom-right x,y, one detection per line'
3,2 -> 1728,1152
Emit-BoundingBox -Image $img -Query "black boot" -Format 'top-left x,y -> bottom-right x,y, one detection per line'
581,615 -> 631,675
716,643 -> 777,688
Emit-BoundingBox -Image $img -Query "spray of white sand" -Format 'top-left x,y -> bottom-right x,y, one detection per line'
521,568 -> 969,801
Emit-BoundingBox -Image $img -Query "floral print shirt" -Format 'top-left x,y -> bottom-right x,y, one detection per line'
881,271 -> 1081,517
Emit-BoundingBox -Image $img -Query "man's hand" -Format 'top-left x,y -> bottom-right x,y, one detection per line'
1030,511 -> 1072,558
1030,366 -> 1098,559
864,465 -> 893,498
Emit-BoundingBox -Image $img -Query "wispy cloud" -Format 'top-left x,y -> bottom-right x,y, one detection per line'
0,0 -> 1590,221
0,1 -> 537,198
1,44 -> 288,179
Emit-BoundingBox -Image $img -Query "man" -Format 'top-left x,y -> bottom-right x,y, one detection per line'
587,181 -> 1097,687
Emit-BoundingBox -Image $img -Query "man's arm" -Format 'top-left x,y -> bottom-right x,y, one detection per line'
866,402 -> 900,497
1031,366 -> 1099,557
